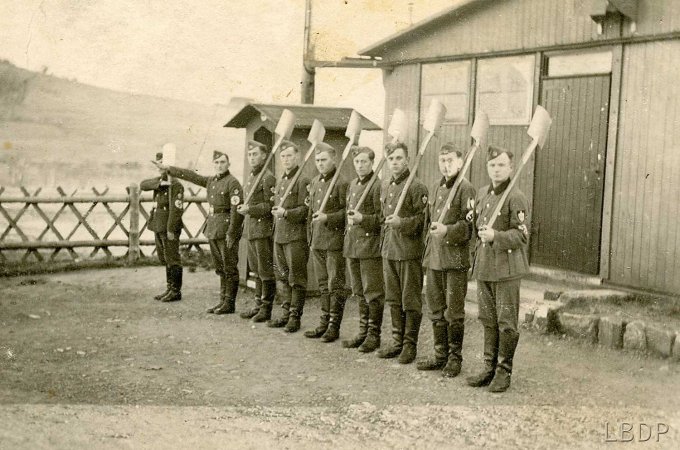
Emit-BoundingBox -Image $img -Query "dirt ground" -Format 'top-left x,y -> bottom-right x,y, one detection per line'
1,267 -> 679,449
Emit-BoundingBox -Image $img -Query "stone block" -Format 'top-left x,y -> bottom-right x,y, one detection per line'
533,305 -> 560,334
558,312 -> 599,344
623,320 -> 646,352
559,289 -> 632,308
645,325 -> 674,358
672,333 -> 680,362
524,310 -> 535,324
598,316 -> 625,349
543,290 -> 562,301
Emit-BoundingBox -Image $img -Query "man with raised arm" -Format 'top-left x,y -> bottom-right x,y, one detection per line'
154,150 -> 244,314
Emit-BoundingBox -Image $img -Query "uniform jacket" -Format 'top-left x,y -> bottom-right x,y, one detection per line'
140,176 -> 184,235
380,169 -> 428,261
307,168 -> 347,251
273,166 -> 310,244
423,175 -> 476,271
243,165 -> 275,241
167,167 -> 244,241
472,179 -> 530,281
343,172 -> 382,260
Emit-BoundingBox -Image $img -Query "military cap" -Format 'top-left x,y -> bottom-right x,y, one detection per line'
315,142 -> 335,156
248,140 -> 267,152
384,141 -> 408,157
155,152 -> 163,162
487,145 -> 514,161
351,145 -> 375,160
212,150 -> 228,161
439,142 -> 463,157
280,140 -> 299,152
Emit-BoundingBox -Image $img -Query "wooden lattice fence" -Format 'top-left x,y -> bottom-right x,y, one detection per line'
0,184 -> 209,265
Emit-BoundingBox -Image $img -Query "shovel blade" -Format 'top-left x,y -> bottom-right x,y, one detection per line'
387,108 -> 408,143
275,109 -> 296,140
345,110 -> 362,139
307,119 -> 326,144
470,111 -> 490,148
162,143 -> 177,166
423,98 -> 447,133
527,105 -> 552,149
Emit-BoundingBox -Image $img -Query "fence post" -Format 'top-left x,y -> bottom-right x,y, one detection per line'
128,183 -> 140,263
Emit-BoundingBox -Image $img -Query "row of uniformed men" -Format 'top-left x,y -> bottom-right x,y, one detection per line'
146,138 -> 530,393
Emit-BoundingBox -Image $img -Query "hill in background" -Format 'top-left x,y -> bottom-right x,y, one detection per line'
0,61 -> 246,189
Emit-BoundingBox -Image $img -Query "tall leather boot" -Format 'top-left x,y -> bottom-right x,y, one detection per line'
304,293 -> 330,338
268,282 -> 291,328
162,266 -> 182,302
376,305 -> 405,359
488,329 -> 519,393
284,286 -> 305,333
252,280 -> 275,322
442,321 -> 464,378
321,293 -> 346,343
207,275 -> 227,313
342,299 -> 369,348
398,311 -> 422,364
240,278 -> 262,319
416,321 -> 448,370
155,267 -> 172,300
466,326 -> 499,387
358,300 -> 383,353
214,279 -> 238,314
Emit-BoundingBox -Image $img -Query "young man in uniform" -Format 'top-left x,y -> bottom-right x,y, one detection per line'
342,146 -> 385,353
268,140 -> 310,333
155,150 -> 244,314
303,142 -> 348,343
418,143 -> 475,377
141,152 -> 185,302
237,140 -> 276,322
376,142 -> 428,364
467,145 -> 530,393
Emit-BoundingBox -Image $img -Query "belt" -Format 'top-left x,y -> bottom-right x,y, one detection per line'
209,206 -> 229,214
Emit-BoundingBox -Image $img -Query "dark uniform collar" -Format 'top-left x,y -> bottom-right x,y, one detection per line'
251,164 -> 265,176
214,170 -> 230,181
319,167 -> 336,182
357,171 -> 374,185
282,166 -> 299,180
440,173 -> 458,189
390,168 -> 410,185
490,178 -> 510,195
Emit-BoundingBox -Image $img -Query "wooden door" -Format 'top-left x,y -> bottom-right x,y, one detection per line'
531,75 -> 610,274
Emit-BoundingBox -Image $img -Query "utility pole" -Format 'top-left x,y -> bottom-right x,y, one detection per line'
301,0 -> 315,104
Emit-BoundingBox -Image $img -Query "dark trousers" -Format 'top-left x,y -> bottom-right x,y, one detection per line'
247,237 -> 274,281
274,241 -> 308,289
312,249 -> 345,296
155,232 -> 181,268
209,238 -> 240,282
477,279 -> 521,334
425,268 -> 467,325
383,258 -> 423,313
348,257 -> 384,307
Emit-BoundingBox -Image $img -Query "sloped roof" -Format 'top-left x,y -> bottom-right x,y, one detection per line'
359,0 -> 488,57
224,103 -> 381,131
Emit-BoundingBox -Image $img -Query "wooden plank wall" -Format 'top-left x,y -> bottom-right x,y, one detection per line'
609,40 -> 680,294
379,0 -> 680,63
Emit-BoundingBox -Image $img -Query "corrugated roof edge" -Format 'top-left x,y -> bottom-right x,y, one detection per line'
224,103 -> 382,131
358,0 -> 487,57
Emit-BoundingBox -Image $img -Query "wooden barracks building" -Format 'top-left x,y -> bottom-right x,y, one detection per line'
358,0 -> 680,296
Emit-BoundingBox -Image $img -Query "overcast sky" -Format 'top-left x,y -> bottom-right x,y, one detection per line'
1,0 -> 455,122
